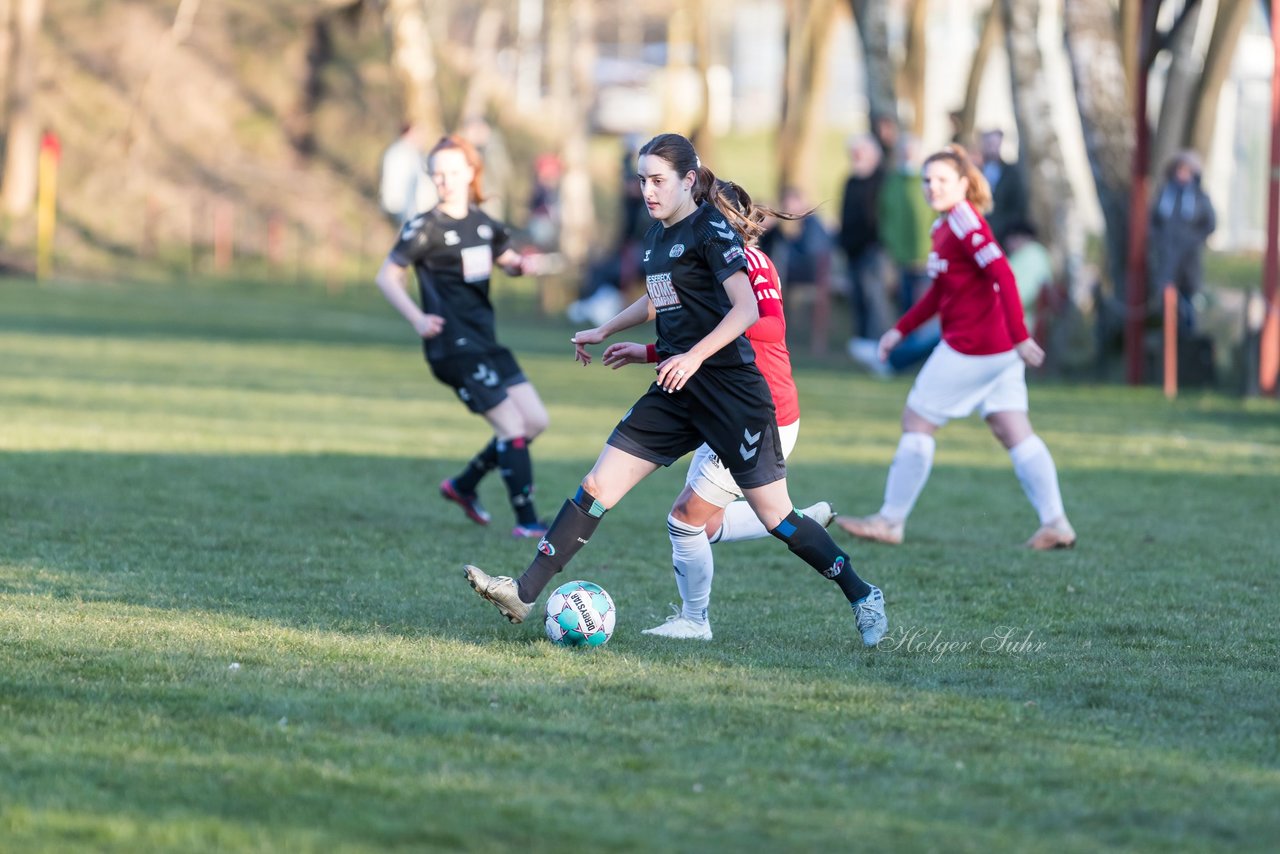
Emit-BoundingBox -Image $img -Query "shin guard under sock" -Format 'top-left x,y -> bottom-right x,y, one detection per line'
516,486 -> 606,603
770,510 -> 872,604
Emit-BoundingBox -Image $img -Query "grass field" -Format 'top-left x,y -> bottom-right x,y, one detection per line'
2,276 -> 1278,853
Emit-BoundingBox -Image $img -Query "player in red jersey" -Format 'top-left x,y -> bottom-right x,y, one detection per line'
836,145 -> 1076,550
599,182 -> 835,640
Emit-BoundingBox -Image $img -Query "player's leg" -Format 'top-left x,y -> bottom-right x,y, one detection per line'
643,481 -> 721,640
465,444 -> 659,623
742,479 -> 887,647
836,405 -> 938,545
477,395 -> 544,535
709,421 -> 834,543
986,409 -> 1076,549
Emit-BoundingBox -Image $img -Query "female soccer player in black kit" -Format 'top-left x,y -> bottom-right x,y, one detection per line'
375,134 -> 548,539
464,133 -> 887,647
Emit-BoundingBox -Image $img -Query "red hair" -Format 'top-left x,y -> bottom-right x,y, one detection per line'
923,144 -> 993,213
427,135 -> 487,205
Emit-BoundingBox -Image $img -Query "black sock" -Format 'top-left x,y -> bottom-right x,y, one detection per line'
516,486 -> 607,603
453,438 -> 499,495
497,437 -> 538,525
770,510 -> 873,604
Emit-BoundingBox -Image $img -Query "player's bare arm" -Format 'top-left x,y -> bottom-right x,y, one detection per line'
572,295 -> 655,365
375,257 -> 444,339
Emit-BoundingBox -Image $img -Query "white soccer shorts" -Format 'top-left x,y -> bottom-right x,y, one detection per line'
905,340 -> 1028,426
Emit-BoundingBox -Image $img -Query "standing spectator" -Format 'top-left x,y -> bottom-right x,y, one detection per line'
1003,221 -> 1054,340
978,129 -> 1030,244
526,153 -> 563,252
838,134 -> 890,359
1148,150 -> 1216,331
760,186 -> 831,290
379,124 -> 436,228
850,134 -> 940,377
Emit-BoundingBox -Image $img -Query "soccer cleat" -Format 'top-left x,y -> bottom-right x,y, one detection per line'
1025,518 -> 1077,550
800,501 -> 837,529
511,521 -> 550,539
852,586 -> 888,648
440,478 -> 492,526
463,564 -> 532,623
835,514 -> 905,545
642,607 -> 713,641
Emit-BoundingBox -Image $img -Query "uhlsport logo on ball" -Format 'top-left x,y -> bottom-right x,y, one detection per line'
544,580 -> 616,647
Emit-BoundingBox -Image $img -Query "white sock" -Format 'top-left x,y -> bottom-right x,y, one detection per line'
668,514 -> 712,623
1009,435 -> 1065,525
879,432 -> 935,522
710,500 -> 768,544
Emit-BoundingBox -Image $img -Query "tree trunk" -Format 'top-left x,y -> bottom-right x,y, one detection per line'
959,3 -> 1000,148
2,0 -> 44,217
847,0 -> 896,125
548,0 -> 595,285
688,0 -> 715,163
284,14 -> 334,159
1064,0 -> 1135,300
999,0 -> 1085,294
379,0 -> 444,140
0,0 -> 13,126
1188,0 -> 1251,161
1151,0 -> 1203,177
776,0 -> 839,197
898,0 -> 928,137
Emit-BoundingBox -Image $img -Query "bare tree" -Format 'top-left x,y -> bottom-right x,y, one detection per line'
999,0 -> 1085,292
1,0 -> 44,217
1151,0 -> 1204,177
1188,0 -> 1252,161
847,0 -> 897,127
776,0 -> 840,196
1064,0 -> 1134,299
378,0 -> 444,139
958,4 -> 1001,147
898,0 -> 929,137
546,0 -> 595,283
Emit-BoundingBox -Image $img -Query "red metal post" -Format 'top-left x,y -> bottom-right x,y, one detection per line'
1261,0 -> 1280,394
1125,0 -> 1154,385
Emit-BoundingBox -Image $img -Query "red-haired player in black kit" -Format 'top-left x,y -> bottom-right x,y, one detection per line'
375,135 -> 548,539
464,133 -> 887,648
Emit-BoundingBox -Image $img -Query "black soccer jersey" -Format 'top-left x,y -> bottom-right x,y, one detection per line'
388,206 -> 513,361
642,202 -> 754,368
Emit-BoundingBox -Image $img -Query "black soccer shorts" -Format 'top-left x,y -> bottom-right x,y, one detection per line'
606,362 -> 787,490
428,348 -> 528,414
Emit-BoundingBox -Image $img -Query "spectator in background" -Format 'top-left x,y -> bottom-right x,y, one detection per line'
760,187 -> 832,292
851,134 -> 939,378
838,134 -> 890,360
1149,150 -> 1216,331
526,153 -> 563,252
380,124 -> 436,228
1003,221 -> 1054,340
978,129 -> 1030,244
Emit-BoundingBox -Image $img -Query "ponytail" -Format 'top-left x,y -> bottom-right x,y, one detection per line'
923,144 -> 992,213
708,179 -> 808,245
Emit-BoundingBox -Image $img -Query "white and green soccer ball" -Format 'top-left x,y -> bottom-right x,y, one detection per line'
544,580 -> 616,647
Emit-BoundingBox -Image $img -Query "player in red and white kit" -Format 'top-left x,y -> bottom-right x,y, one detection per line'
836,145 -> 1076,550
598,182 -> 836,640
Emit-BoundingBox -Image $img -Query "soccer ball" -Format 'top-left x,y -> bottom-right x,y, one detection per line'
544,580 -> 616,647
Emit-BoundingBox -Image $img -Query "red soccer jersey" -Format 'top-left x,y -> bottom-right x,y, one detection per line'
894,200 -> 1030,356
743,246 -> 800,427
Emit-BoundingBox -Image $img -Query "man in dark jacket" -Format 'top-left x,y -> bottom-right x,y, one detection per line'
978,129 -> 1031,244
1149,150 -> 1217,331
838,134 -> 890,351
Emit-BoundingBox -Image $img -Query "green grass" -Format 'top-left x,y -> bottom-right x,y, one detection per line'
1,276 -> 1278,853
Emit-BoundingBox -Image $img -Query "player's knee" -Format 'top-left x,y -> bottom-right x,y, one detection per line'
524,410 -> 550,439
669,497 -> 696,524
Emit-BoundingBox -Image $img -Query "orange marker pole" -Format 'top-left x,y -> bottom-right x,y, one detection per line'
36,131 -> 61,282
1163,285 -> 1178,400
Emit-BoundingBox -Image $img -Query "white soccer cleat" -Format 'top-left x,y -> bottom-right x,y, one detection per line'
852,586 -> 888,648
801,501 -> 837,529
463,564 -> 532,624
642,607 -> 713,641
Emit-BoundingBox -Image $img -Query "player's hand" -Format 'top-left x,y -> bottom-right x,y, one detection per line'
571,327 -> 607,366
413,313 -> 445,339
877,328 -> 903,362
656,353 -> 703,393
1015,337 -> 1045,368
601,342 -> 647,369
